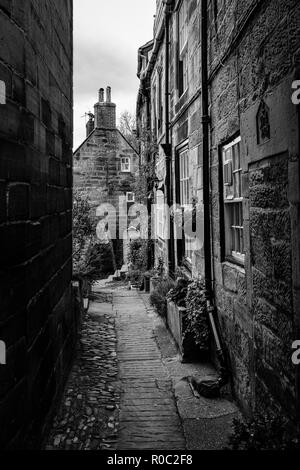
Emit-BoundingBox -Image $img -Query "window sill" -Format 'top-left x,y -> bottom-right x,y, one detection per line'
223,258 -> 245,273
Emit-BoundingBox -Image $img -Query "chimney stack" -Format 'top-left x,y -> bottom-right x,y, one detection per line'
94,86 -> 116,129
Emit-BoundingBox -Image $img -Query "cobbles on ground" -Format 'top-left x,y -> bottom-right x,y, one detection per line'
45,283 -> 186,451
44,290 -> 120,450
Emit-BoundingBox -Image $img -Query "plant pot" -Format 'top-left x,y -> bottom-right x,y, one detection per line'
150,276 -> 159,292
166,301 -> 186,354
167,300 -> 206,362
130,284 -> 140,291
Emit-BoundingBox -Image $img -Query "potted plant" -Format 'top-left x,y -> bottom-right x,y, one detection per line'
127,269 -> 144,290
182,279 -> 211,362
166,278 -> 191,354
149,277 -> 176,318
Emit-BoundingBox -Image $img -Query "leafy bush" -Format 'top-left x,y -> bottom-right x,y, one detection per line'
127,269 -> 144,287
166,278 -> 191,307
128,239 -> 149,272
73,191 -> 116,282
150,277 -> 176,318
184,279 -> 210,351
226,412 -> 300,450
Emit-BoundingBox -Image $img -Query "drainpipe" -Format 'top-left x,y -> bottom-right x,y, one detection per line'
163,1 -> 175,275
201,0 -> 228,388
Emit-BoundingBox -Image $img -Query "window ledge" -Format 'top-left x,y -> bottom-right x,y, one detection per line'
222,259 -> 245,274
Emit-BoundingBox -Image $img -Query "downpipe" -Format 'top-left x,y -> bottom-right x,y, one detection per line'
193,0 -> 229,397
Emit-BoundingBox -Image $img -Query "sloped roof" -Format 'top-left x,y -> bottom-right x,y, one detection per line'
73,128 -> 139,156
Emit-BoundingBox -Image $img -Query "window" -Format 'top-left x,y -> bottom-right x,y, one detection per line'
178,146 -> 194,263
179,148 -> 190,206
126,192 -> 135,203
222,136 -> 244,264
157,70 -> 163,131
121,157 -> 130,172
177,0 -> 188,97
156,191 -> 165,240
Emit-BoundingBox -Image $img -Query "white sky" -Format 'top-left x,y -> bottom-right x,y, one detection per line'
73,0 -> 156,149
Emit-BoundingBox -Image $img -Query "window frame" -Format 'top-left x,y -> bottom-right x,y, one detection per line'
177,0 -> 188,97
221,136 -> 245,265
176,143 -> 194,265
121,156 -> 131,173
126,192 -> 135,203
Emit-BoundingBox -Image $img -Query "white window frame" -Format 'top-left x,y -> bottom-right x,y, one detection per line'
222,136 -> 245,264
121,157 -> 131,172
179,148 -> 190,207
156,191 -> 165,240
178,145 -> 194,263
126,192 -> 135,203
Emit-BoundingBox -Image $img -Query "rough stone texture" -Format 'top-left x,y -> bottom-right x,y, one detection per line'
0,0 -> 73,449
209,0 -> 300,419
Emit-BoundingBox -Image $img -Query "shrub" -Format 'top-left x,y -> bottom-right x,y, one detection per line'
150,277 -> 175,318
226,412 -> 300,450
184,279 -> 210,351
127,269 -> 144,287
73,191 -> 116,283
128,239 -> 149,272
166,278 -> 191,307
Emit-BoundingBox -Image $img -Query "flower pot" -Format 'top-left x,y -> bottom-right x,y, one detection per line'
150,276 -> 159,292
166,301 -> 186,355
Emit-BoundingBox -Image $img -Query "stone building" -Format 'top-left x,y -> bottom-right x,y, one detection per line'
0,0 -> 74,448
73,87 -> 139,268
137,0 -> 300,422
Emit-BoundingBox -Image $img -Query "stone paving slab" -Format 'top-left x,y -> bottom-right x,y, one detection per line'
44,280 -> 241,451
114,290 -> 186,451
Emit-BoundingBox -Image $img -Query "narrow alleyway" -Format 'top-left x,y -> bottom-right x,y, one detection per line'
45,280 -> 239,450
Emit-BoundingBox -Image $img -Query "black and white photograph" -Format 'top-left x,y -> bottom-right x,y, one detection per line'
1,0 -> 300,458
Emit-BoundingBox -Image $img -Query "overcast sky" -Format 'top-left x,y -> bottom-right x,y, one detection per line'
73,0 -> 156,149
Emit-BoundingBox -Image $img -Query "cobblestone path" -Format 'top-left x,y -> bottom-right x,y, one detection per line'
45,287 -> 120,450
115,290 -> 186,450
45,282 -> 186,450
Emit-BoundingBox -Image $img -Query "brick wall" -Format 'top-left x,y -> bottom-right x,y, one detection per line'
0,0 -> 74,448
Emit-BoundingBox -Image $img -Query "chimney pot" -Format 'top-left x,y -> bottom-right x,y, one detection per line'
106,86 -> 111,103
99,88 -> 104,102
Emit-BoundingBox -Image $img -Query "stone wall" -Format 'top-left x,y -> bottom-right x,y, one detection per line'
208,0 -> 300,417
144,0 -> 300,420
0,0 -> 74,448
73,126 -> 139,269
